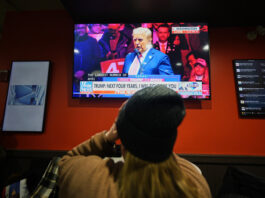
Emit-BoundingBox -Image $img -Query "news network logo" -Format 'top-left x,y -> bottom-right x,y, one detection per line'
80,81 -> 93,93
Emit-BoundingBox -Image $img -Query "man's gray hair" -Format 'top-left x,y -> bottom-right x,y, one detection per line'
132,27 -> 152,43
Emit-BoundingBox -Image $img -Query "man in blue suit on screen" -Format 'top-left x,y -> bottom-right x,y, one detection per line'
122,27 -> 174,75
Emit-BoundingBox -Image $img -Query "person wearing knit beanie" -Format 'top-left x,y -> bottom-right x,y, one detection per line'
116,84 -> 185,162
58,85 -> 212,198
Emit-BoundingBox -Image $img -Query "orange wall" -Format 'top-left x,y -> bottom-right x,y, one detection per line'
0,11 -> 265,155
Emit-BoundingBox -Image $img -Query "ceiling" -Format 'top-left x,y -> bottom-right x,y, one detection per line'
0,0 -> 64,39
0,0 -> 264,39
61,0 -> 265,26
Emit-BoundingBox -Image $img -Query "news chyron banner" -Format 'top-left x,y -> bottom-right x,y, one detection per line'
79,74 -> 203,97
233,59 -> 265,118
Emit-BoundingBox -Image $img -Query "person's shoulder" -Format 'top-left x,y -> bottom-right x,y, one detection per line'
150,48 -> 168,58
59,155 -> 123,178
125,51 -> 135,58
175,155 -> 212,197
58,156 -> 123,198
175,155 -> 202,174
153,42 -> 159,48
98,32 -> 109,44
86,35 -> 98,43
150,47 -> 162,54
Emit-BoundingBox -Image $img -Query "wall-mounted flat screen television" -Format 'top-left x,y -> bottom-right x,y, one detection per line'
72,22 -> 210,99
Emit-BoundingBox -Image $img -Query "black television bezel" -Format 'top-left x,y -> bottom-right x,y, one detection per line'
72,21 -> 211,101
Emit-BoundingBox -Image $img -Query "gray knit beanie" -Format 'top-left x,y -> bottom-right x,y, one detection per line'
116,85 -> 185,162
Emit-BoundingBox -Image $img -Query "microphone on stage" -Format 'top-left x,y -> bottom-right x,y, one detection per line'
134,48 -> 143,74
135,48 -> 142,60
134,48 -> 140,56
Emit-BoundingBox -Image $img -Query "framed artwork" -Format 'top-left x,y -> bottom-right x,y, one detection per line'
2,61 -> 51,132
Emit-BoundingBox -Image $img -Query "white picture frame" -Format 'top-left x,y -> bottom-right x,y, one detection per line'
2,61 -> 51,132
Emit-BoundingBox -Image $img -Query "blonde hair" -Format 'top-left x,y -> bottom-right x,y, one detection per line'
189,67 -> 209,84
118,152 -> 197,198
132,27 -> 152,44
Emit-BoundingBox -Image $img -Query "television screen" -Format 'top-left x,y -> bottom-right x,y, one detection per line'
233,59 -> 265,118
72,23 -> 210,99
2,61 -> 50,132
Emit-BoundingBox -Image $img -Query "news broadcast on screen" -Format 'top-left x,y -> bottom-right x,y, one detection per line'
72,22 -> 210,99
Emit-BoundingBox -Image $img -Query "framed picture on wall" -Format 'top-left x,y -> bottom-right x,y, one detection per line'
2,61 -> 51,132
